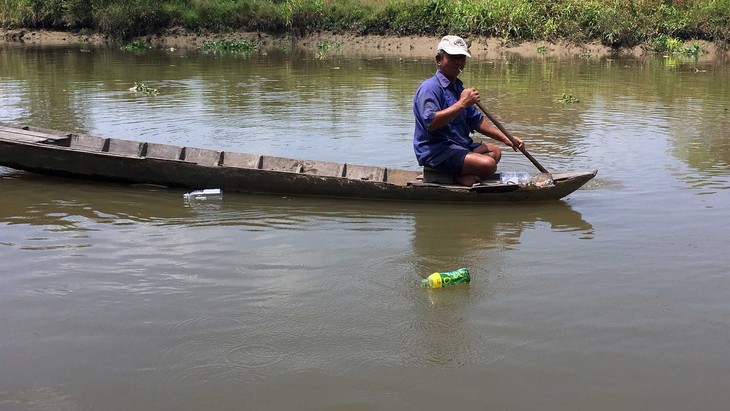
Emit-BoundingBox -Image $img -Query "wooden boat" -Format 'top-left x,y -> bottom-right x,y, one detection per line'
0,123 -> 597,202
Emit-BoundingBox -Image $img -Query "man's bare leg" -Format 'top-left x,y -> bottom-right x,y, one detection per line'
455,143 -> 502,186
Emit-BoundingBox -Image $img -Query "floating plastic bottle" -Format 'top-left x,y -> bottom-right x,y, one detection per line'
421,268 -> 471,288
183,188 -> 223,201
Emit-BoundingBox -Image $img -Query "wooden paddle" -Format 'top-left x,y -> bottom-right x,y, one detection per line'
475,101 -> 550,174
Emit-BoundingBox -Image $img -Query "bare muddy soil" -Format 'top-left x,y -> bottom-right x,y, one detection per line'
2,28 -> 725,59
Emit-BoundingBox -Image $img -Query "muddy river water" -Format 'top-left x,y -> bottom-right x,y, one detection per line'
1,44 -> 729,410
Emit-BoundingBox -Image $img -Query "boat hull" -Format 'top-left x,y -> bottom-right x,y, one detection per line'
0,123 -> 597,203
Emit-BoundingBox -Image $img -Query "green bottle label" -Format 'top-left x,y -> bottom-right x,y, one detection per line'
422,268 -> 471,288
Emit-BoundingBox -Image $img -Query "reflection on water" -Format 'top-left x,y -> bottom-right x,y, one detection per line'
409,202 -> 593,273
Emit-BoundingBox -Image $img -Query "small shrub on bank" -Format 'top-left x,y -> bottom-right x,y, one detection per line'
121,39 -> 147,52
651,34 -> 703,55
96,1 -> 171,39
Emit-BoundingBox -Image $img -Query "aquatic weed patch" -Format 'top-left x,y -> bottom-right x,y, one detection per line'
130,82 -> 158,95
559,93 -> 580,103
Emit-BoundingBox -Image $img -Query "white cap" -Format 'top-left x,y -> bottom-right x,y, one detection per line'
437,35 -> 471,57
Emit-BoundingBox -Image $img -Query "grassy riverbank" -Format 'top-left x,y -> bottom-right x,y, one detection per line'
2,0 -> 729,48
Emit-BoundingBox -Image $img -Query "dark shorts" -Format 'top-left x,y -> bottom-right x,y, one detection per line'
429,142 -> 482,174
434,148 -> 469,174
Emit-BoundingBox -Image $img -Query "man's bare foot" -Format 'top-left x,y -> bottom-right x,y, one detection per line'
456,174 -> 481,186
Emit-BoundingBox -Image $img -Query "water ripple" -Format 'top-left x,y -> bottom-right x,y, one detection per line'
162,315 -> 305,383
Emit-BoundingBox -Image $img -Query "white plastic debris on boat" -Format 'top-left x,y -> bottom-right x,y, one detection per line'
531,173 -> 555,187
499,172 -> 554,187
500,172 -> 531,185
183,188 -> 223,201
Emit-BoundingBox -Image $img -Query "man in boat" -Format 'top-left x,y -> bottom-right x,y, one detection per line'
413,35 -> 524,186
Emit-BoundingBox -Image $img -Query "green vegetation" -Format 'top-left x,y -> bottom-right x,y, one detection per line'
121,39 -> 147,52
579,51 -> 595,59
651,35 -> 703,55
315,40 -> 342,58
559,93 -> 581,103
2,0 -> 729,49
202,39 -> 259,54
130,82 -> 158,95
317,41 -> 341,53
